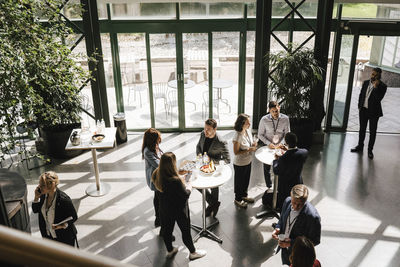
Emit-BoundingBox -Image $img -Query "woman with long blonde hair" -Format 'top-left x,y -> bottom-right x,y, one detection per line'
152,152 -> 206,260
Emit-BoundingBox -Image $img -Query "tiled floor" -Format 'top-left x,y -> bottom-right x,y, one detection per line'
17,131 -> 400,267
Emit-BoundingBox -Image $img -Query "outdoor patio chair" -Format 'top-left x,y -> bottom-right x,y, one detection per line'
153,82 -> 168,118
202,90 -> 220,120
167,89 -> 179,124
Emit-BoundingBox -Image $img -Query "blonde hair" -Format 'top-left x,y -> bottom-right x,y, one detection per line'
291,184 -> 309,202
39,171 -> 59,189
151,152 -> 183,192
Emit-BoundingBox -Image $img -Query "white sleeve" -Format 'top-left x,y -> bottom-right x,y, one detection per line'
258,118 -> 269,145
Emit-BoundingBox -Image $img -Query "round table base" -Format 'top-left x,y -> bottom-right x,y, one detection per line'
85,182 -> 111,197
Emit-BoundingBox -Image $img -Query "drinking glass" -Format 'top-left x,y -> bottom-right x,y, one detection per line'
253,134 -> 259,143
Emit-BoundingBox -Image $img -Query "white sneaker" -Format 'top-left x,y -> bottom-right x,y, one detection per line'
166,247 -> 178,259
189,249 -> 206,260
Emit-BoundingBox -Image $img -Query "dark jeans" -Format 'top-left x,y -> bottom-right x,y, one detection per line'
162,212 -> 195,253
197,187 -> 219,207
234,163 -> 252,201
358,107 -> 379,151
263,163 -> 272,188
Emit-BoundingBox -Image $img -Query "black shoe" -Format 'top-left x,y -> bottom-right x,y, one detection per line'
368,151 -> 374,159
350,146 -> 363,153
205,205 -> 213,217
212,201 -> 221,218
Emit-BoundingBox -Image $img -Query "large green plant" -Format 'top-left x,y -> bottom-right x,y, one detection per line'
0,0 -> 90,157
265,45 -> 323,119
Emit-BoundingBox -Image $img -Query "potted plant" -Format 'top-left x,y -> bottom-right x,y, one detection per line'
0,0 -> 91,159
265,45 -> 323,148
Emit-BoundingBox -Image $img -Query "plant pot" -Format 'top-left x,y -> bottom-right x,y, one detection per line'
39,123 -> 83,159
289,118 -> 314,150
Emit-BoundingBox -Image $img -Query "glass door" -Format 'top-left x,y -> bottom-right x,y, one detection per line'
149,33 -> 178,129
182,33 -> 209,128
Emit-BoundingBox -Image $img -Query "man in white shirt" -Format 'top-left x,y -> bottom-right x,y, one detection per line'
258,101 -> 290,188
350,67 -> 387,159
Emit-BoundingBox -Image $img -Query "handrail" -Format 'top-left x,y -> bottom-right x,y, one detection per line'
0,225 -> 136,267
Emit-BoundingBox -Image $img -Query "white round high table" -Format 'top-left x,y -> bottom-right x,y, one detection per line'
255,146 -> 280,219
190,165 -> 232,243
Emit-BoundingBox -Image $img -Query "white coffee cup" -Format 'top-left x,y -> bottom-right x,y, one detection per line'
278,234 -> 286,241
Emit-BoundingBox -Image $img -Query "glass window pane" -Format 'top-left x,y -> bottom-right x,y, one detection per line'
101,34 -> 117,126
381,37 -> 397,67
97,1 -> 108,19
150,34 -> 177,128
111,3 -> 176,19
293,31 -> 315,50
180,2 -> 244,19
333,2 -> 400,20
212,32 -> 239,127
63,0 -> 82,20
271,31 -> 289,53
247,3 -> 256,18
332,35 -> 353,128
118,33 -> 151,130
182,33 -> 209,128
180,3 -> 207,18
245,31 -> 255,119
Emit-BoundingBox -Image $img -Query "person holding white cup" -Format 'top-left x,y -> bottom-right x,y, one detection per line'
232,114 -> 257,208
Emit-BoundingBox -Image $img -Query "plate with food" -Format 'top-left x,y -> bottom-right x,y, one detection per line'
200,161 -> 215,175
92,134 -> 105,142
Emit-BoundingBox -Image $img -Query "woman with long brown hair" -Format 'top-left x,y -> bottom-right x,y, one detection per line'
152,152 -> 206,260
142,128 -> 163,228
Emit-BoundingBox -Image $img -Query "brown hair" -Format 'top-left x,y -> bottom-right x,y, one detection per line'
151,152 -> 183,192
142,128 -> 161,159
205,118 -> 217,129
290,236 -> 317,267
39,171 -> 59,189
234,113 -> 250,132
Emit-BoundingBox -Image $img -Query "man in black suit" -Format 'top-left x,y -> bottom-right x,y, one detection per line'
351,67 -> 387,159
273,132 -> 308,211
196,118 -> 230,217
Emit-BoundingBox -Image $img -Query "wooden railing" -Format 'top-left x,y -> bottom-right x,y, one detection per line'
0,225 -> 136,267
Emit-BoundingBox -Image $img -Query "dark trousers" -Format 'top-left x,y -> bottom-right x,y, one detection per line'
358,107 -> 379,151
234,163 -> 252,201
197,187 -> 219,207
154,191 -> 160,222
263,163 -> 272,188
162,212 -> 196,253
281,246 -> 292,265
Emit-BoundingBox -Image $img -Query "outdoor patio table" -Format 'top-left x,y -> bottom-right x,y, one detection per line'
190,164 -> 232,243
167,79 -> 196,110
206,79 -> 233,112
65,127 -> 116,197
167,79 -> 196,89
255,146 -> 280,219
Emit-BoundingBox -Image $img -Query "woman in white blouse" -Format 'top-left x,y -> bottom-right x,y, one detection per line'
232,114 -> 257,208
32,171 -> 78,246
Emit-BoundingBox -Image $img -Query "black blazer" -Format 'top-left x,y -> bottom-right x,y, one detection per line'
196,131 -> 231,164
159,176 -> 191,218
273,148 -> 308,187
32,188 -> 78,245
358,79 -> 387,117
